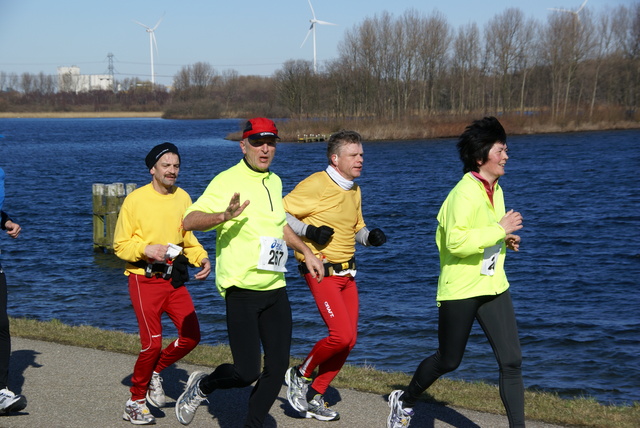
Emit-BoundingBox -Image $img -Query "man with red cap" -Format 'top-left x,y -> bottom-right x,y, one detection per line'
175,118 -> 324,427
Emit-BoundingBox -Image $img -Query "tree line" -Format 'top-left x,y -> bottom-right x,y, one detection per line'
1,4 -> 638,122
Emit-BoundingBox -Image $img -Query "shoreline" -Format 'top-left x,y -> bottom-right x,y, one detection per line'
0,111 -> 163,119
1,112 -> 638,142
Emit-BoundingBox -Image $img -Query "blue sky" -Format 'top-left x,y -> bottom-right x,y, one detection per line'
0,0 -> 634,87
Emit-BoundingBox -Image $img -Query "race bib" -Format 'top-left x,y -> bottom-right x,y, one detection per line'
480,244 -> 501,276
257,236 -> 288,272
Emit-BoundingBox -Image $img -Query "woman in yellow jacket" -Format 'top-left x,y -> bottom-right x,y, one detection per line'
387,117 -> 525,428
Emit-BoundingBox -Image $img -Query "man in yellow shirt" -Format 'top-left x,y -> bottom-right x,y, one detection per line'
114,142 -> 211,425
283,130 -> 386,421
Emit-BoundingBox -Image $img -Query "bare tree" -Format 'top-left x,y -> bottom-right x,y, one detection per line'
220,69 -> 240,113
415,11 -> 452,113
610,4 -> 640,109
35,72 -> 56,95
171,62 -> 218,100
485,8 -> 536,112
20,73 -> 34,94
451,23 -> 481,113
542,8 -> 595,118
275,60 -> 314,116
396,9 -> 422,116
586,10 -> 617,118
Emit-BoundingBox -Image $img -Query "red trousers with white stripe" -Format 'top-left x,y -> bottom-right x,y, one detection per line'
128,274 -> 200,400
299,274 -> 359,395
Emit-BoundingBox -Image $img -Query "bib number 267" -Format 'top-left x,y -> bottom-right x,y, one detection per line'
258,237 -> 288,272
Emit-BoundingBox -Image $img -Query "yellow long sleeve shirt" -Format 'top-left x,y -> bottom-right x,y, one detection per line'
113,183 -> 208,276
435,173 -> 509,301
283,171 -> 366,263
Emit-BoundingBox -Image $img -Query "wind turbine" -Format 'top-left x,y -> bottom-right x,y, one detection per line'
548,0 -> 588,23
301,0 -> 336,73
133,16 -> 163,86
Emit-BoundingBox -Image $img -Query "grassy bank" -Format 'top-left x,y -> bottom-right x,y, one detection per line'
270,114 -> 640,142
10,317 -> 638,427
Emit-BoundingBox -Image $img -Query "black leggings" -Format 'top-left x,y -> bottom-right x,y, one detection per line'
0,269 -> 9,390
404,290 -> 525,428
199,286 -> 292,428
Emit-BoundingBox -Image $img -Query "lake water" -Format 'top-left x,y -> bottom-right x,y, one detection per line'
0,118 -> 638,405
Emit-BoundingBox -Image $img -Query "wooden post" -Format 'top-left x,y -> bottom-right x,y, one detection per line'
92,182 -> 136,252
92,184 -> 106,251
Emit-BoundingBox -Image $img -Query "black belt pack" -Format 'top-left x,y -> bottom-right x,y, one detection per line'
131,254 -> 190,288
298,257 -> 356,277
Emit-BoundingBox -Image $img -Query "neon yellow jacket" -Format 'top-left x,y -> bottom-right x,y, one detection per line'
435,173 -> 509,301
283,171 -> 365,263
185,160 -> 286,296
113,183 -> 208,276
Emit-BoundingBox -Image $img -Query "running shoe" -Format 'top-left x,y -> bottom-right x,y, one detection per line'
146,372 -> 166,408
175,371 -> 208,425
122,399 -> 156,425
285,366 -> 311,412
387,390 -> 414,428
0,388 -> 27,413
304,394 -> 340,421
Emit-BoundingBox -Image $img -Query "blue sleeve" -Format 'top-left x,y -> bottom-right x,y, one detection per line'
0,167 -> 5,213
0,168 -> 12,230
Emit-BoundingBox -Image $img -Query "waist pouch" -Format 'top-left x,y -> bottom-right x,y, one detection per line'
131,254 -> 191,288
298,256 -> 356,277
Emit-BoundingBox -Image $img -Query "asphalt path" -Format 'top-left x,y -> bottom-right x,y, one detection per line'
1,338 -> 567,428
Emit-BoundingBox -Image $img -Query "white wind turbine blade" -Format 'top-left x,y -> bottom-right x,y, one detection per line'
576,0 -> 588,13
307,0 -> 317,20
315,19 -> 336,26
133,20 -> 151,30
301,25 -> 313,48
151,16 -> 163,31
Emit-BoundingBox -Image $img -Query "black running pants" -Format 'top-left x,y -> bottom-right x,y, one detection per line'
0,268 -> 10,390
404,290 -> 525,428
199,286 -> 292,428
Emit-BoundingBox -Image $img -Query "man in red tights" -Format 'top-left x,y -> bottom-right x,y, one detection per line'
283,130 -> 386,421
114,143 -> 211,425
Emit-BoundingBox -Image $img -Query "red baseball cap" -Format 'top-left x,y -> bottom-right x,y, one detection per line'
242,117 -> 280,140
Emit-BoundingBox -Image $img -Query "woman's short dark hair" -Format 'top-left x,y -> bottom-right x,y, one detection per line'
457,116 -> 507,173
326,130 -> 362,164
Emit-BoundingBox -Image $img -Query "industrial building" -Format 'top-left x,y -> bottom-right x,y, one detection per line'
57,66 -> 113,92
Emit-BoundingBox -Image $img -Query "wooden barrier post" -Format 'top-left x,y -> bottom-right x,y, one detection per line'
92,182 -> 136,252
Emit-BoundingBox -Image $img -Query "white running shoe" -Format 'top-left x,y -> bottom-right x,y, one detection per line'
122,399 -> 156,425
175,371 -> 208,425
285,366 -> 311,412
0,388 -> 27,414
146,372 -> 166,408
387,390 -> 414,428
304,394 -> 340,421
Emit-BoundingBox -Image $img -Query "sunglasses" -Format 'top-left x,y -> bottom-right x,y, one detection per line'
248,139 -> 277,147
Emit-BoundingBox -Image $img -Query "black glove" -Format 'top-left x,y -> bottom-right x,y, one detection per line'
170,254 -> 190,288
305,224 -> 334,245
368,228 -> 386,246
